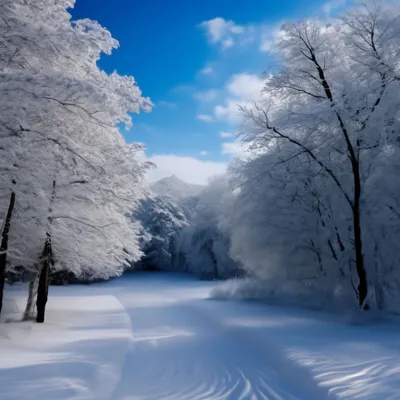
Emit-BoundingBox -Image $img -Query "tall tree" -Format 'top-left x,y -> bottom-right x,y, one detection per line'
236,0 -> 400,308
0,0 -> 152,318
0,190 -> 15,314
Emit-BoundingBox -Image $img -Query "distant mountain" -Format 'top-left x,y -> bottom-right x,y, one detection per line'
151,175 -> 204,200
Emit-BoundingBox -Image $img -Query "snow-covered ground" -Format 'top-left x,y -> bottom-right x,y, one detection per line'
1,273 -> 400,400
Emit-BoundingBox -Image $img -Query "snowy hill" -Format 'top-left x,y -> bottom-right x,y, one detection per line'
151,175 -> 204,200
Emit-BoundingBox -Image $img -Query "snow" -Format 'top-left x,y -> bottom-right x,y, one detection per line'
151,175 -> 204,200
1,273 -> 400,400
0,287 -> 133,400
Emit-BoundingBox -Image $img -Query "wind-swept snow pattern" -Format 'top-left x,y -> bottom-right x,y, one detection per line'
0,289 -> 133,400
2,273 -> 400,399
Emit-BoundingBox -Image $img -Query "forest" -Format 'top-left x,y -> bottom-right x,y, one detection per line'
1,1 -> 400,399
136,0 -> 400,313
1,0 -> 400,325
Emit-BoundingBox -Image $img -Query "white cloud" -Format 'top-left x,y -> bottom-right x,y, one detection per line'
197,113 -> 214,122
220,131 -> 235,138
259,2 -> 349,54
214,73 -> 266,124
194,89 -> 219,103
199,17 -> 244,48
322,0 -> 348,17
227,73 -> 265,99
222,38 -> 234,49
222,141 -> 242,157
200,151 -> 208,156
214,100 -> 243,124
158,100 -> 178,109
260,24 -> 286,53
221,139 -> 251,159
146,154 -> 227,185
199,65 -> 213,75
199,17 -> 289,53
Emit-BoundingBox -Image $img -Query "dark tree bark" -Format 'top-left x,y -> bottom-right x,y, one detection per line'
36,179 -> 56,323
285,34 -> 369,308
0,191 -> 16,315
206,237 -> 219,280
36,234 -> 53,323
310,46 -> 368,308
353,194 -> 368,309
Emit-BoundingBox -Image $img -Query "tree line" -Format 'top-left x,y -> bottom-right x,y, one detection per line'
162,0 -> 400,311
219,0 -> 400,310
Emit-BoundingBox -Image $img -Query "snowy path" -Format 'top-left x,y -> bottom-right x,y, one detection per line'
2,273 -> 400,400
110,275 -> 331,400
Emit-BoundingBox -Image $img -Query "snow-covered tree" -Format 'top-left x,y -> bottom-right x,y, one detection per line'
232,0 -> 400,309
0,0 -> 152,319
134,175 -> 242,280
178,176 -> 242,279
133,194 -> 189,272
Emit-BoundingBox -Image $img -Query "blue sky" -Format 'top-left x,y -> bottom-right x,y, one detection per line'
70,0 -> 348,184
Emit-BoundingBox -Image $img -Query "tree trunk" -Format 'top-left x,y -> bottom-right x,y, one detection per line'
36,179 -> 56,323
23,271 -> 38,320
352,163 -> 368,309
0,191 -> 16,315
206,238 -> 219,279
308,48 -> 369,309
353,207 -> 368,308
36,234 -> 52,323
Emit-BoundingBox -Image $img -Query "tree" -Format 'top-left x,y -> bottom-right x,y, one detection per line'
178,177 -> 242,279
236,0 -> 400,308
0,0 -> 152,319
0,189 -> 15,314
134,194 -> 189,271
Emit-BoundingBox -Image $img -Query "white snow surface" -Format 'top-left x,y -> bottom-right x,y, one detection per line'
1,273 -> 400,400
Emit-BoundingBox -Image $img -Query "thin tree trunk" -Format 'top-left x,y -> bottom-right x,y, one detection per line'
23,271 -> 38,320
353,180 -> 368,308
207,238 -> 219,279
373,240 -> 385,310
36,179 -> 56,323
310,240 -> 323,273
308,45 -> 369,308
36,234 -> 52,323
0,191 -> 16,315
